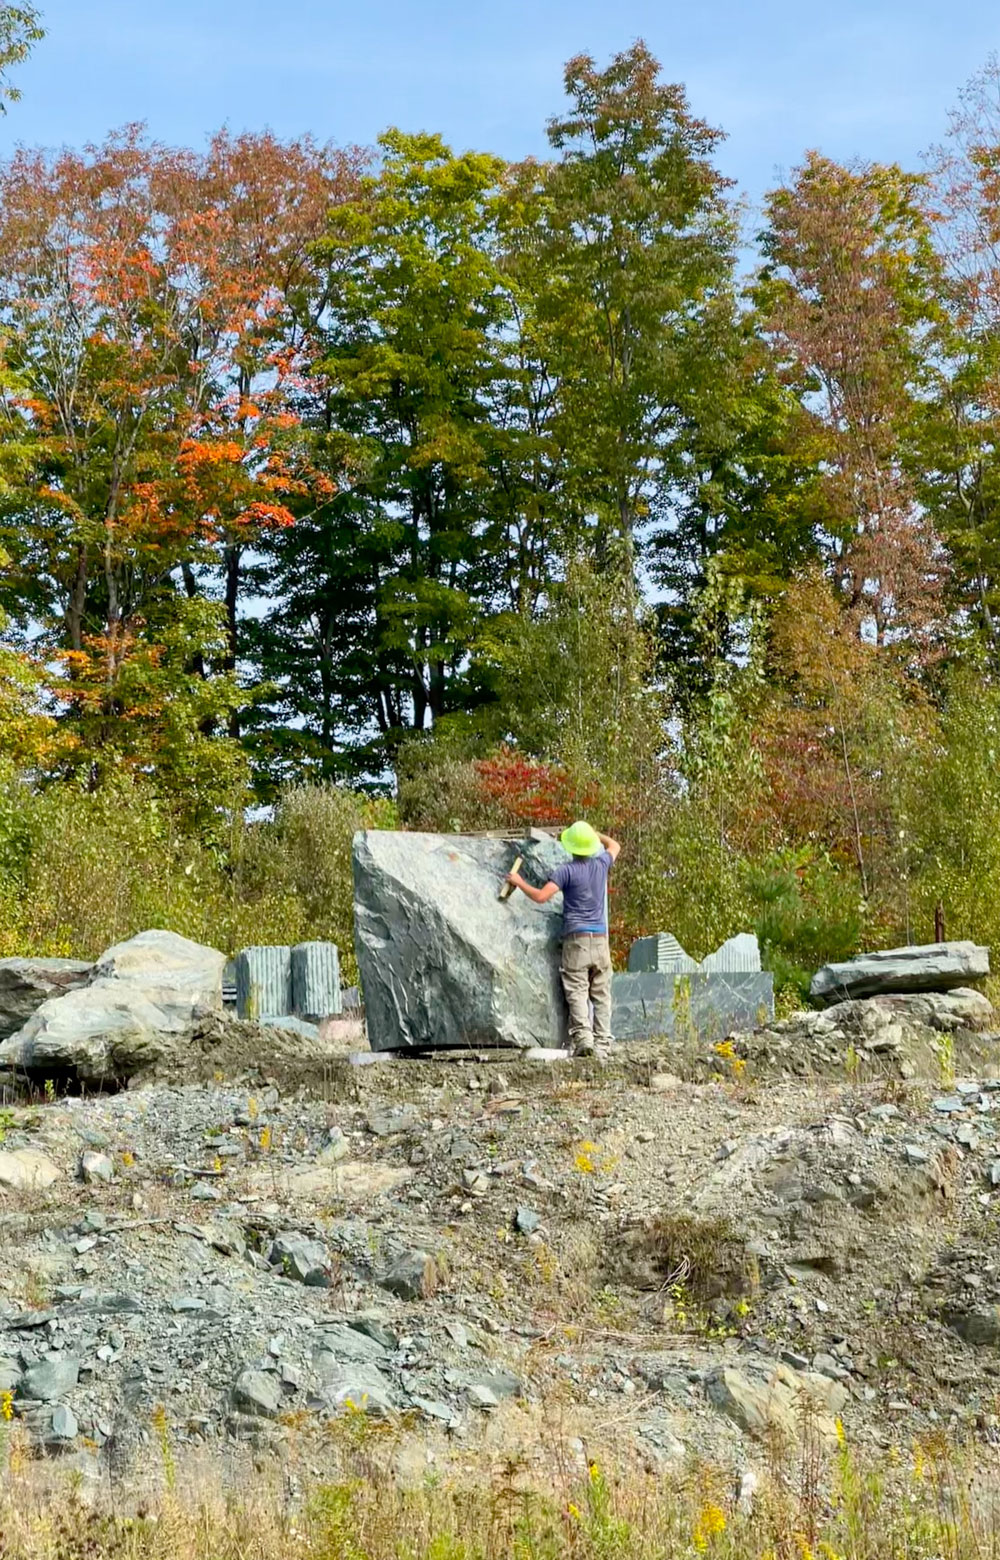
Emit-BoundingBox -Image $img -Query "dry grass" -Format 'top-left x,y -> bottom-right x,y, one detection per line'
0,1425 -> 997,1559
613,1212 -> 757,1302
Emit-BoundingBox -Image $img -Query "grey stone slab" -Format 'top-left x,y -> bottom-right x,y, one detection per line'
353,831 -> 570,1052
701,933 -> 762,974
235,946 -> 292,1020
627,935 -> 699,975
810,942 -> 989,1005
291,941 -> 341,1020
612,971 -> 774,1042
628,931 -> 761,975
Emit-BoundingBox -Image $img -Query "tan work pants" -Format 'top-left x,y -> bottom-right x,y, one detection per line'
560,933 -> 612,1051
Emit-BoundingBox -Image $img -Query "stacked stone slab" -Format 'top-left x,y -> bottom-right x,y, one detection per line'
234,942 -> 342,1023
810,941 -> 990,1005
612,970 -> 773,1041
628,934 -> 700,975
615,929 -> 772,1041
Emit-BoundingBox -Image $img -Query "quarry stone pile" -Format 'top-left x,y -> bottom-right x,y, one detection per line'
0,930 -> 227,1083
0,958 -> 93,1041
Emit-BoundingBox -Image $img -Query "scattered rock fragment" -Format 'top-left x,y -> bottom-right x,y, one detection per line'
232,1368 -> 282,1419
379,1250 -> 438,1301
316,1364 -> 394,1417
0,1149 -> 60,1192
21,1354 -> 80,1403
706,1364 -> 846,1446
945,1308 -> 1000,1347
366,1105 -> 420,1138
270,1232 -> 328,1287
49,1404 -> 78,1441
79,1150 -> 114,1184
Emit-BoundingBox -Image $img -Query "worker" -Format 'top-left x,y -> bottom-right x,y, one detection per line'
505,821 -> 621,1059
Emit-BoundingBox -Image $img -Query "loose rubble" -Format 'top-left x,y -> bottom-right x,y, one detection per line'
0,921 -> 993,1500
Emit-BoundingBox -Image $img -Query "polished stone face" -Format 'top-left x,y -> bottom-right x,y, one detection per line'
610,970 -> 775,1042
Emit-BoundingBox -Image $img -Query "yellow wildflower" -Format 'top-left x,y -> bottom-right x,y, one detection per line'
700,1504 -> 726,1536
575,1141 -> 597,1174
835,1416 -> 846,1448
0,1390 -> 12,1422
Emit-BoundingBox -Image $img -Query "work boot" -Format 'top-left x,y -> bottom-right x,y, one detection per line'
573,1036 -> 596,1059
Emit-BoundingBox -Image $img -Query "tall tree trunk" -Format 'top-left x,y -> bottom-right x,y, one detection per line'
65,545 -> 88,656
224,543 -> 242,738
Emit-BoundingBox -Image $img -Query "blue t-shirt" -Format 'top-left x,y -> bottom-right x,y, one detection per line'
549,850 -> 613,936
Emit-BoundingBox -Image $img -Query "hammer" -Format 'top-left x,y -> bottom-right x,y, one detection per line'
498,854 -> 523,901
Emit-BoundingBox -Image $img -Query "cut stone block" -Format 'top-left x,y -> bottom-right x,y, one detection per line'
628,934 -> 700,975
810,942 -> 989,1005
235,946 -> 292,1020
702,933 -> 762,974
612,971 -> 774,1042
353,830 -> 569,1051
628,931 -> 762,976
291,942 -> 341,1020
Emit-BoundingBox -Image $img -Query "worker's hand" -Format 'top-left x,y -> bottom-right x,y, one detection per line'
506,870 -> 523,888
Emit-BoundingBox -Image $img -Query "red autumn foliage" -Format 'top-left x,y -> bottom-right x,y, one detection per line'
0,125 -> 365,718
472,748 -> 601,827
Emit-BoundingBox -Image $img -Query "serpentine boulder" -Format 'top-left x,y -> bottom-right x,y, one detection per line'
353,831 -> 569,1052
810,942 -> 989,1005
0,929 -> 226,1082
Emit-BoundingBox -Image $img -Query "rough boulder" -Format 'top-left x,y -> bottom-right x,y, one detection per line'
0,957 -> 92,1041
353,831 -> 568,1052
0,929 -> 226,1082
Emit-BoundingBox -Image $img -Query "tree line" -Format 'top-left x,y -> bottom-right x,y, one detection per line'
6,32 -> 1000,984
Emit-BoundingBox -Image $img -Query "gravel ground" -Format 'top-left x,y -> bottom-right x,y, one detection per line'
0,1009 -> 997,1496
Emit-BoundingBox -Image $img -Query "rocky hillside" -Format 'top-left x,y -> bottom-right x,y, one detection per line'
0,980 -> 997,1498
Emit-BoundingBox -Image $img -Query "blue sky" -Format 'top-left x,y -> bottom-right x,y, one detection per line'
6,0 -> 1000,218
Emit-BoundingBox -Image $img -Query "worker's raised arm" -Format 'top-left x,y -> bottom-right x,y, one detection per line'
598,831 -> 621,862
506,871 -> 559,905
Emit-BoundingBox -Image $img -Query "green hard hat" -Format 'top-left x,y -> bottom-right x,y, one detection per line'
560,820 -> 602,857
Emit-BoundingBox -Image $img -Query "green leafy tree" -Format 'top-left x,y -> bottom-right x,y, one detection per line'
254,131 -> 513,778
516,43 -> 736,571
0,5 -> 42,111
